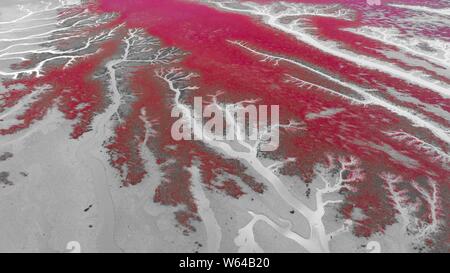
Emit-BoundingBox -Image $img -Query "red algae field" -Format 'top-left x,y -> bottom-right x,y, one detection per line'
0,0 -> 448,253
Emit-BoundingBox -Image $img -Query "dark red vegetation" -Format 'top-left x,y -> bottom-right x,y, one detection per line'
1,0 -> 448,241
